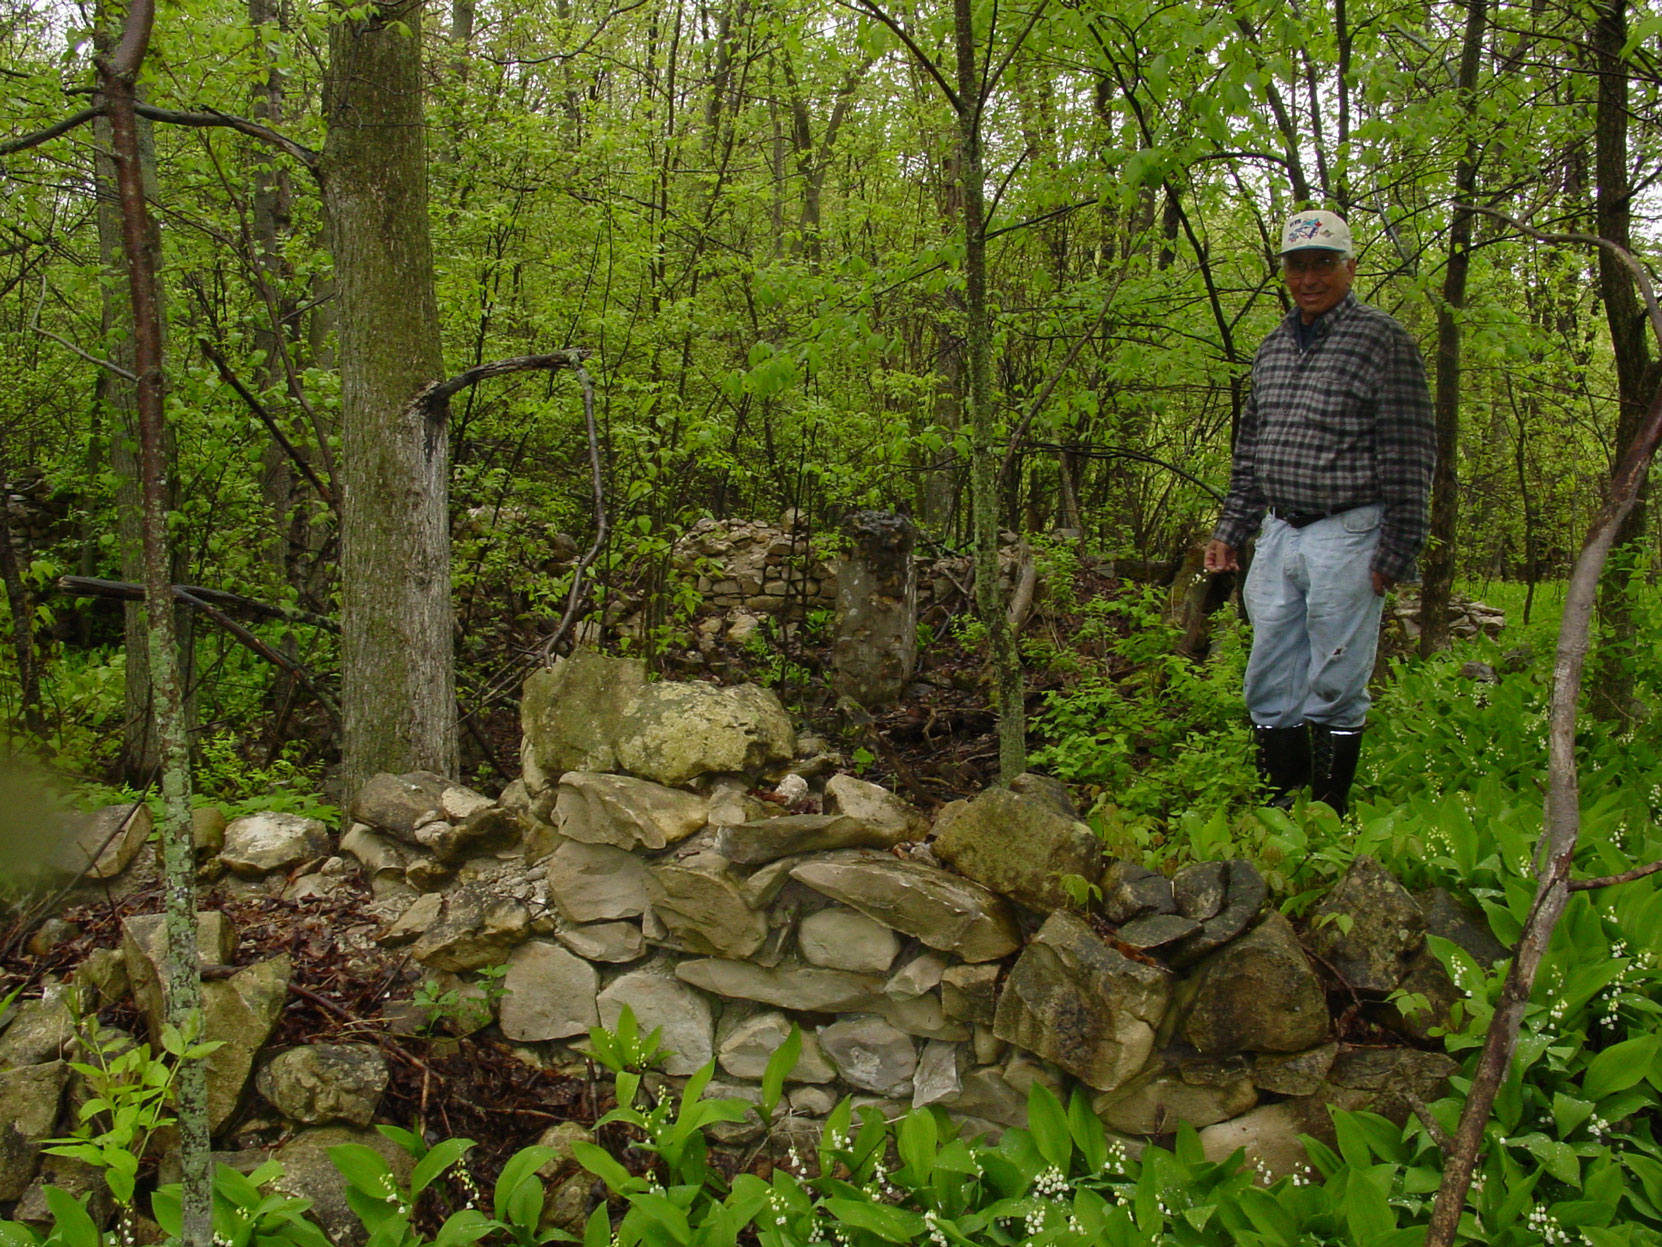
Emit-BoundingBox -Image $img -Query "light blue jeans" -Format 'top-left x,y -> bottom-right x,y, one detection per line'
1243,504 -> 1385,730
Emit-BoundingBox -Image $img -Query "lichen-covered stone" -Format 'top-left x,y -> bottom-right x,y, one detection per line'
220,812 -> 330,878
257,1044 -> 388,1127
520,649 -> 649,786
1180,912 -> 1328,1055
993,910 -> 1169,1092
931,788 -> 1102,913
613,682 -> 795,785
646,852 -> 768,958
556,773 -> 709,852
716,813 -> 907,865
1305,855 -> 1425,994
350,772 -> 449,841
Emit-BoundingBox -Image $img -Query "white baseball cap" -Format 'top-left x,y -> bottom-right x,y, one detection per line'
1278,210 -> 1353,257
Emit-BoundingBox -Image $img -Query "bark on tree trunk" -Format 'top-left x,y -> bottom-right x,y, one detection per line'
98,0 -> 211,1237
1588,0 -> 1658,725
954,0 -> 1025,782
1419,0 -> 1486,656
320,0 -> 453,798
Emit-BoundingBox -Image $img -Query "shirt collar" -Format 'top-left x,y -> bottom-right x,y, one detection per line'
1282,289 -> 1360,340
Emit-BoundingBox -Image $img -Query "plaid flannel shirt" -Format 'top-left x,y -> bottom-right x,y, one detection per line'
1212,292 -> 1436,583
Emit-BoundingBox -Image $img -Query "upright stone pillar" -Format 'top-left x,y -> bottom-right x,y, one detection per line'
832,511 -> 917,708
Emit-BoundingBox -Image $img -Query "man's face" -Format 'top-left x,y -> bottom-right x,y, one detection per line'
1282,250 -> 1356,323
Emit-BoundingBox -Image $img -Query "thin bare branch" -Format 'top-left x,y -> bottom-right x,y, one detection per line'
1569,859 -> 1662,890
132,102 -> 319,170
0,106 -> 101,157
197,339 -> 336,508
543,367 -> 607,661
413,349 -> 591,412
843,0 -> 961,113
29,275 -> 137,380
1457,202 -> 1662,355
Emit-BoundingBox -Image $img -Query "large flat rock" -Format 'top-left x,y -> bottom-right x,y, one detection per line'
790,851 -> 1021,963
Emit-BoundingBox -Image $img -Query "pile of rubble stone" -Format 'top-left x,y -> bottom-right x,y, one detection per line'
0,649 -> 1508,1239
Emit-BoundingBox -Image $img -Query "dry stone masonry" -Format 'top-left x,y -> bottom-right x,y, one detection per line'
0,651 -> 1505,1228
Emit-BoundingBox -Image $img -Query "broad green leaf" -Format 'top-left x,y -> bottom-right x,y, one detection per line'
1583,1035 -> 1660,1101
759,1025 -> 801,1118
1067,1090 -> 1107,1174
1026,1082 -> 1071,1172
819,1198 -> 924,1243
410,1136 -> 474,1196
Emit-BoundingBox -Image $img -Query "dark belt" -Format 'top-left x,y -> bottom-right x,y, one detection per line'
1268,504 -> 1365,529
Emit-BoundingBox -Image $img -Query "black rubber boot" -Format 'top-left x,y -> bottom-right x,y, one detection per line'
1310,723 -> 1364,816
1253,724 -> 1310,808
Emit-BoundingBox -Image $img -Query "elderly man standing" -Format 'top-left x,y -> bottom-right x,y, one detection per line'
1203,210 -> 1435,816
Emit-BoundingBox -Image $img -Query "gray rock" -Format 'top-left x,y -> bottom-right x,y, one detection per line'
199,956 -> 293,1131
675,958 -> 883,1012
1322,1047 -> 1458,1125
520,649 -> 650,786
717,813 -> 908,866
789,1084 -> 840,1117
0,994 -> 76,1069
823,774 -> 929,840
940,963 -> 999,1025
191,806 -> 228,859
56,803 -> 152,880
1180,912 -> 1328,1055
556,922 -> 645,963
1305,856 -> 1425,994
1416,887 -> 1508,966
716,1011 -> 836,1083
219,812 -> 330,878
256,1044 -> 387,1127
931,788 -> 1102,913
74,947 -> 129,1008
1172,861 -> 1228,921
614,682 -> 796,786
1253,1043 -> 1338,1096
818,1016 -> 916,1097
349,772 -> 449,841
546,838 -> 652,923
0,1062 -> 68,1200
791,851 -> 1021,963
1198,1101 -> 1326,1181
340,823 -> 412,885
1370,945 -> 1461,1042
498,941 -> 600,1041
122,911 -> 239,1032
885,949 -> 950,999
14,1152 -> 112,1230
556,773 -> 709,852
993,910 -> 1170,1092
798,906 -> 899,973
1169,859 -> 1268,966
442,785 -> 495,822
419,807 -> 528,866
598,969 -> 714,1076
273,1126 -> 416,1247
408,886 -> 531,972
1101,861 -> 1175,924
876,992 -> 971,1041
1116,914 -> 1202,950
941,1065 -> 1029,1129
646,852 -> 768,958
377,892 -> 444,947
1093,1060 -> 1257,1135
1007,773 -> 1079,818
912,1039 -> 962,1108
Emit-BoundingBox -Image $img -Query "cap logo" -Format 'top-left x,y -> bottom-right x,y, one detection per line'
1288,217 -> 1327,242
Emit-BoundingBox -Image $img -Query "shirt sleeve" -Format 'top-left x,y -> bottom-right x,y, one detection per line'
1212,373 -> 1268,550
1371,324 -> 1437,582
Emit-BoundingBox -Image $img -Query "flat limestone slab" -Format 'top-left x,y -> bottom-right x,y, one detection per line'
790,851 -> 1020,963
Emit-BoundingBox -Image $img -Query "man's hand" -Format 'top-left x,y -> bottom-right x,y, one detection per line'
1203,540 -> 1238,574
1370,570 -> 1394,596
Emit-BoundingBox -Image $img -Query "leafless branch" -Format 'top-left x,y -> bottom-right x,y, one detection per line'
29,275 -> 137,380
1568,859 -> 1662,891
132,103 -> 319,170
0,106 -> 101,157
197,339 -> 336,508
543,366 -> 607,661
173,588 -> 340,725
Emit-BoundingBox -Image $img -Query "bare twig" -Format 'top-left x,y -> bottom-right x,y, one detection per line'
29,276 -> 137,380
1457,203 -> 1662,356
1568,859 -> 1662,891
56,575 -> 338,633
543,367 -> 607,661
0,106 -> 101,157
197,339 -> 337,508
172,587 -> 340,725
132,103 -> 319,170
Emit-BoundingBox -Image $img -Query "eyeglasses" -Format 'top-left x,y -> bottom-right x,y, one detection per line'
1282,253 -> 1345,275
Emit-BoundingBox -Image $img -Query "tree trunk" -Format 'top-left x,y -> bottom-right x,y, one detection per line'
954,0 -> 1025,782
1419,0 -> 1486,656
99,0 -> 211,1237
320,0 -> 453,798
1588,0 -> 1658,726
